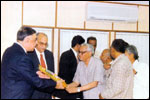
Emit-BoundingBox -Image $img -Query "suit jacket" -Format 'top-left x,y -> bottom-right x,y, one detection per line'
1,43 -> 56,99
28,49 -> 55,99
53,49 -> 83,99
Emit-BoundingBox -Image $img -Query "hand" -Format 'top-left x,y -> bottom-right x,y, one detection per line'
55,80 -> 65,89
36,71 -> 50,79
133,69 -> 137,75
99,94 -> 104,99
66,84 -> 74,89
104,64 -> 111,70
66,87 -> 78,93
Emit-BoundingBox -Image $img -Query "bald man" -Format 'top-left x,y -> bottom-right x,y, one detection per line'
100,49 -> 113,94
100,49 -> 112,70
28,32 -> 55,99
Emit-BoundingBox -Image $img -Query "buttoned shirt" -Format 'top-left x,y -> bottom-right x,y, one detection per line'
101,54 -> 134,99
73,57 -> 105,99
133,60 -> 149,99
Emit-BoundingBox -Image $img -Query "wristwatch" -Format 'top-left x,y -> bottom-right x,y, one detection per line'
77,87 -> 81,92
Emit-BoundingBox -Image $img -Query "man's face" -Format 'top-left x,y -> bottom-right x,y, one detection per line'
88,40 -> 96,51
36,35 -> 48,53
79,46 -> 91,62
76,44 -> 81,52
100,50 -> 108,64
125,50 -> 133,62
27,34 -> 37,51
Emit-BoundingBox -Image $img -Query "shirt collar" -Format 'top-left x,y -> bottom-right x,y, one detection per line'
133,60 -> 139,70
71,48 -> 78,58
35,48 -> 44,55
15,42 -> 27,53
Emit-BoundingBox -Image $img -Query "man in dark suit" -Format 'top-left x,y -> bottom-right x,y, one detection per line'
28,33 -> 55,99
53,35 -> 85,99
1,27 -> 64,99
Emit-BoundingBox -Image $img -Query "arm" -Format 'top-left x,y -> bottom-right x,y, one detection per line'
36,71 -> 65,90
80,81 -> 98,92
67,81 -> 80,88
66,81 -> 98,93
18,56 -> 63,93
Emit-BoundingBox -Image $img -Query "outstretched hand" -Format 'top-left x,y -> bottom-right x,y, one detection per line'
55,79 -> 65,89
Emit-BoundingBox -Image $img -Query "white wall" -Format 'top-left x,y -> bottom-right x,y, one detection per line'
1,1 -> 149,74
1,1 -> 22,59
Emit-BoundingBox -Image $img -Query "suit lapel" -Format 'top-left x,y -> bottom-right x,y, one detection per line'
44,51 -> 48,68
33,50 -> 40,70
70,49 -> 77,64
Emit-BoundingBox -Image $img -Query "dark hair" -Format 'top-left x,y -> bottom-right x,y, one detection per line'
111,39 -> 129,53
126,45 -> 139,60
17,26 -> 36,41
87,36 -> 97,46
71,35 -> 85,48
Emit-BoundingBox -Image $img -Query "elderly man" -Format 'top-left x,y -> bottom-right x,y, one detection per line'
66,43 -> 105,99
99,39 -> 134,99
125,45 -> 149,99
100,49 -> 113,93
53,35 -> 85,99
28,32 -> 55,99
1,27 -> 64,99
100,49 -> 112,70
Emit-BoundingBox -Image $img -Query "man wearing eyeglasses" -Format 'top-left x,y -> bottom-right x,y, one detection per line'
53,35 -> 85,99
28,32 -> 55,99
66,44 -> 105,99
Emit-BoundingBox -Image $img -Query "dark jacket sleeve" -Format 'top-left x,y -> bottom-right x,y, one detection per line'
45,50 -> 55,73
17,56 -> 56,93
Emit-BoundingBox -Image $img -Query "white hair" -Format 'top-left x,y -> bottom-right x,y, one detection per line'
82,43 -> 94,55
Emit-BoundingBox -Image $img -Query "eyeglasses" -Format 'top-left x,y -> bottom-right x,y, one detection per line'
38,41 -> 48,46
79,51 -> 87,55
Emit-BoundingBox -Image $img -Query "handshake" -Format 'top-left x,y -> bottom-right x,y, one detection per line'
37,65 -> 68,89
37,71 -> 80,92
36,71 -> 66,89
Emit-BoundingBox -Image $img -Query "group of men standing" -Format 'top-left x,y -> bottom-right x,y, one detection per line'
1,26 -> 149,99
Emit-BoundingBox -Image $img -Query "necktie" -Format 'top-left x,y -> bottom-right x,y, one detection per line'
40,54 -> 46,68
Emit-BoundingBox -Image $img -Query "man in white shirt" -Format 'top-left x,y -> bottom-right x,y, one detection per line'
125,45 -> 149,99
28,32 -> 56,99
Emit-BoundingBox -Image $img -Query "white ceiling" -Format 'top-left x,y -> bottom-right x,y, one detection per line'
109,1 -> 149,5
